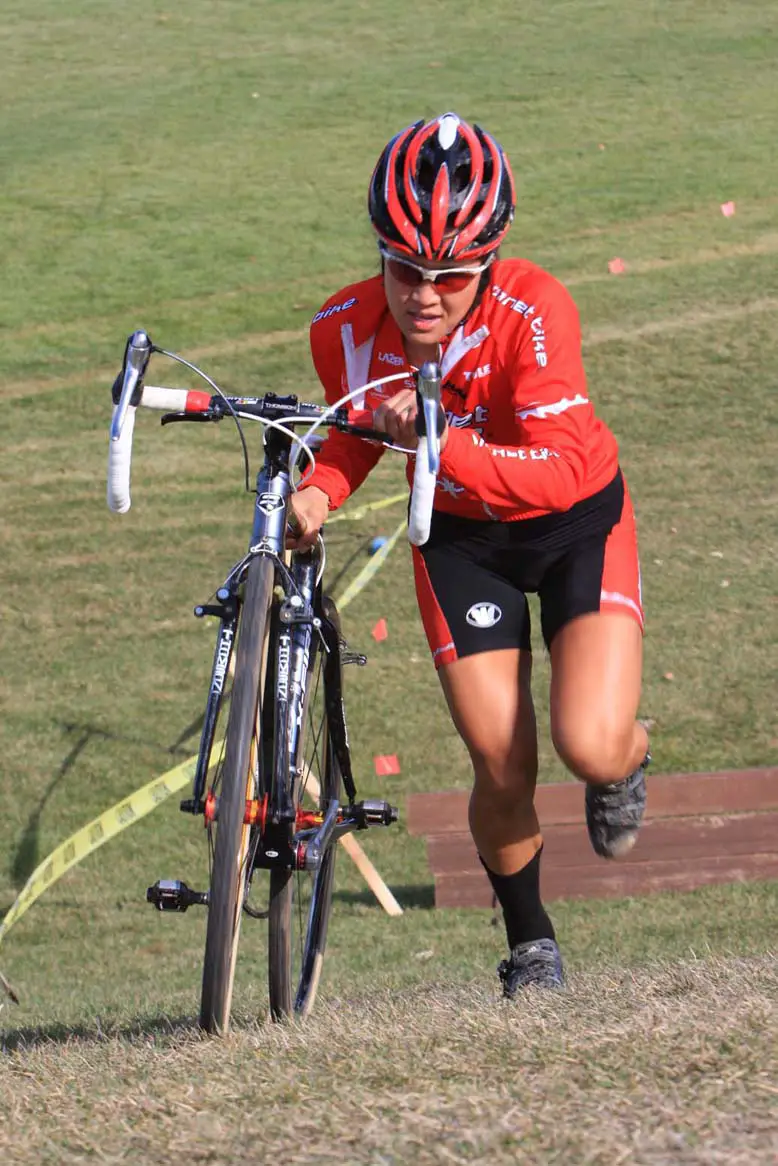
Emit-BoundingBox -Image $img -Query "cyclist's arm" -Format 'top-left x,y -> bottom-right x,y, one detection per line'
300,333 -> 386,510
437,285 -> 616,513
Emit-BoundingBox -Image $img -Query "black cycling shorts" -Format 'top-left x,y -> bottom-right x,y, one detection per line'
412,471 -> 643,668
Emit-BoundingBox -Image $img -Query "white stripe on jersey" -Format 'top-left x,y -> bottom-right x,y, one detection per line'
516,393 -> 589,421
441,324 -> 490,378
341,323 -> 375,408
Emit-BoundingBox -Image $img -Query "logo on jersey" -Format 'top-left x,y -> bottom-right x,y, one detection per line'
491,285 -> 536,318
437,476 -> 465,498
378,351 -> 404,366
311,297 -> 358,325
530,316 -> 548,368
466,602 -> 502,629
469,432 -> 560,461
446,404 -> 489,434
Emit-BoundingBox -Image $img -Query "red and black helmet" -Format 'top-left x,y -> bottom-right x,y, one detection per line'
368,112 -> 516,261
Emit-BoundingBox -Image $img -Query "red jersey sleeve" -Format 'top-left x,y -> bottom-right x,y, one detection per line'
302,298 -> 385,511
437,278 -> 617,513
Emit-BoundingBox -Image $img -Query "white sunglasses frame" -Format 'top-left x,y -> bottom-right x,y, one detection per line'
378,244 -> 495,286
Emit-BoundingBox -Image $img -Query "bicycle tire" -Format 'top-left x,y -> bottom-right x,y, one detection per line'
268,599 -> 344,1020
199,555 -> 274,1035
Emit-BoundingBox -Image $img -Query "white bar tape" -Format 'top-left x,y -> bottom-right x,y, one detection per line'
407,435 -> 436,546
140,386 -> 190,411
107,404 -> 135,513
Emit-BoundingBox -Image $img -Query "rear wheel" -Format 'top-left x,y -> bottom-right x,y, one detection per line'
199,556 -> 274,1035
268,602 -> 343,1019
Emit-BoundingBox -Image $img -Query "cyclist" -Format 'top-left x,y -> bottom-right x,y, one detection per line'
288,112 -> 650,996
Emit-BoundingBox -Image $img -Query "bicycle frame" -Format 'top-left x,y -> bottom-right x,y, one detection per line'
182,422 -> 355,875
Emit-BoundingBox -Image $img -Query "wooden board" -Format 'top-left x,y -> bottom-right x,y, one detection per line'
435,852 -> 778,908
406,768 -> 778,836
426,812 -> 778,874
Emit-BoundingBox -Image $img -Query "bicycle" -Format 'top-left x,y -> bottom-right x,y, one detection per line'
107,329 -> 442,1034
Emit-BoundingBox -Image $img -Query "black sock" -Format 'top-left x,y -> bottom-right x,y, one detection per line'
480,847 -> 556,950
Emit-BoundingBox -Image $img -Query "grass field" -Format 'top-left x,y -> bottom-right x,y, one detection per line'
1,1 -> 777,1161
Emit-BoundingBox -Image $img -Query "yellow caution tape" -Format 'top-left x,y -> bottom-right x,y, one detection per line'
0,746 -> 221,952
326,491 -> 407,525
334,517 -> 406,610
0,501 -> 409,968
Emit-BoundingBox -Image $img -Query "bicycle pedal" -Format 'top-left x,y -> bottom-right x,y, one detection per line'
146,879 -> 209,912
179,797 -> 205,815
349,799 -> 399,828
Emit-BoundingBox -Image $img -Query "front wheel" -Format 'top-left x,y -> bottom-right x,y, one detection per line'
199,556 -> 274,1035
268,601 -> 344,1019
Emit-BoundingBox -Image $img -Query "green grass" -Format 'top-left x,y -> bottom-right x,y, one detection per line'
1,1 -> 777,1161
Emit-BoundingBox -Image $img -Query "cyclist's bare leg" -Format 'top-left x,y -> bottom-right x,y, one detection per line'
548,611 -> 647,783
437,648 -> 541,874
439,647 -> 563,987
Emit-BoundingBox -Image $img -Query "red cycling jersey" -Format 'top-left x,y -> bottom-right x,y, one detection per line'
305,257 -> 619,521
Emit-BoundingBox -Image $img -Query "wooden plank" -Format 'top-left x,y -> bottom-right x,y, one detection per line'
426,812 -> 778,875
435,853 -> 778,908
406,768 -> 778,835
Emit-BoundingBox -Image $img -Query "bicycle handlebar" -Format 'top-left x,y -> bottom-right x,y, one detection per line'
106,332 -> 442,545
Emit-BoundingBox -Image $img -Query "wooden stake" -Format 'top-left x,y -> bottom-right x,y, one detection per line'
0,969 -> 19,1005
303,767 -> 403,917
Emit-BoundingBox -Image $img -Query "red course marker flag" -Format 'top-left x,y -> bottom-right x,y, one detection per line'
374,754 -> 401,777
720,201 -> 736,218
371,618 -> 388,642
608,257 -> 626,275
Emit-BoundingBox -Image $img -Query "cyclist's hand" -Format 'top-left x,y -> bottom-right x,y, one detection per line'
373,389 -> 449,450
373,389 -> 418,448
287,486 -> 330,550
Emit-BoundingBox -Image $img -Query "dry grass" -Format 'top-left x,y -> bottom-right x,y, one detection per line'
2,955 -> 775,1164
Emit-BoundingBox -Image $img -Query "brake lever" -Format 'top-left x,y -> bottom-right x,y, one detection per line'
160,411 -> 217,426
110,330 -> 153,442
415,361 -> 443,473
348,426 -> 400,445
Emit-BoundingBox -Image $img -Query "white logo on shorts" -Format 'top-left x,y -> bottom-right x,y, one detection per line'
466,602 -> 502,629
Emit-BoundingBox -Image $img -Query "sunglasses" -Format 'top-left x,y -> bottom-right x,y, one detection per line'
379,245 -> 494,293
